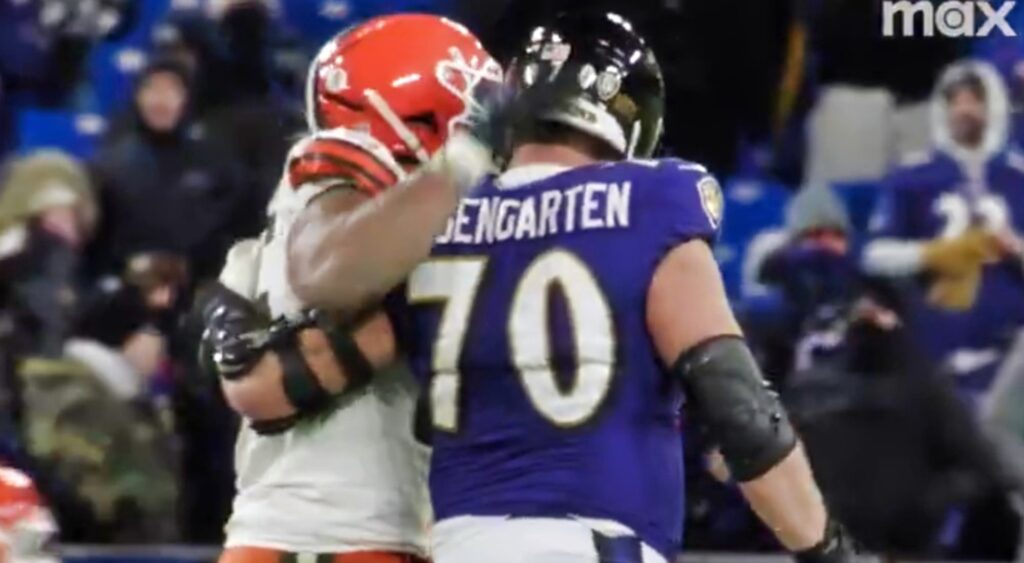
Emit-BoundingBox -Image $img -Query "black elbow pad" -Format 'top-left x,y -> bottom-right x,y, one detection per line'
673,335 -> 797,482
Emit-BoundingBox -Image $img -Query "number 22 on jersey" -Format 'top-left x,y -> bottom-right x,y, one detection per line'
407,249 -> 616,432
935,192 -> 1010,238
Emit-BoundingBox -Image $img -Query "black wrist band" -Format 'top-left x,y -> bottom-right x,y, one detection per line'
795,518 -> 854,563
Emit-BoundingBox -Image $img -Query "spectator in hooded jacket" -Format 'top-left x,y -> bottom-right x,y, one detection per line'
88,58 -> 249,286
103,3 -> 301,238
151,11 -> 232,118
865,60 -> 1024,403
744,185 -> 857,382
0,150 -> 96,441
103,11 -> 232,149
0,150 -> 98,359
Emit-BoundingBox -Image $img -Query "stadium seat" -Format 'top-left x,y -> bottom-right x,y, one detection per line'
717,177 -> 792,299
15,109 -> 106,158
85,0 -> 173,114
280,0 -> 361,46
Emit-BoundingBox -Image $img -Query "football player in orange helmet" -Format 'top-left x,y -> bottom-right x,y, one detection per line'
0,467 -> 58,563
266,7 -> 852,562
199,14 -> 501,563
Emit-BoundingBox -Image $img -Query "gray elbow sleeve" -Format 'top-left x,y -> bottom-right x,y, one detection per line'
673,335 -> 797,482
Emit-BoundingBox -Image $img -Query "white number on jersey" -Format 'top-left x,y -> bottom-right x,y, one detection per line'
407,249 -> 615,432
935,192 -> 1010,238
407,258 -> 487,431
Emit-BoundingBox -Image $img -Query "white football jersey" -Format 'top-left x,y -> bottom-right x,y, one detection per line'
224,366 -> 431,555
220,134 -> 430,554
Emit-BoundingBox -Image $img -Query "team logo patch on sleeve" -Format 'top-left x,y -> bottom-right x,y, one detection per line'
697,176 -> 724,228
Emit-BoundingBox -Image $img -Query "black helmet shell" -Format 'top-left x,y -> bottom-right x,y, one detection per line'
507,11 -> 665,158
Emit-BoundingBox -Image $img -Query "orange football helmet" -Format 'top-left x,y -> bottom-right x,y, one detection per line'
305,14 -> 502,165
0,468 -> 57,563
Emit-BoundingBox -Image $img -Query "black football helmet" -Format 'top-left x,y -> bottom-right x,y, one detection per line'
506,11 -> 665,159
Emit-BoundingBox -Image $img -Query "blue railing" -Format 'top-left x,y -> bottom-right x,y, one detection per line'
62,545 -> 219,563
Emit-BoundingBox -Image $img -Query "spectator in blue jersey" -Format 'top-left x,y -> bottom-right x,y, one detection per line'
864,60 -> 1024,404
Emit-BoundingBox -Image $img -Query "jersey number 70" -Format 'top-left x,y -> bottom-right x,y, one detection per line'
407,249 -> 616,432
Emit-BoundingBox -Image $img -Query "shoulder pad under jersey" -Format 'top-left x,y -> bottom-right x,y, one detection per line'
625,157 -> 724,240
286,127 -> 406,201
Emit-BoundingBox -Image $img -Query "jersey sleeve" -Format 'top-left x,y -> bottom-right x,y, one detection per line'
638,159 -> 723,252
286,128 -> 406,201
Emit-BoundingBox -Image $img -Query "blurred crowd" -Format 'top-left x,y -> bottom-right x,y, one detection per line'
3,0 -> 1024,559
0,0 -> 304,545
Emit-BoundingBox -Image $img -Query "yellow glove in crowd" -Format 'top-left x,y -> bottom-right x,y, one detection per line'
922,228 -> 1002,311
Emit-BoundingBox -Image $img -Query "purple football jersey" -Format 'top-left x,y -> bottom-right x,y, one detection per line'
387,159 -> 722,558
871,150 -> 1024,394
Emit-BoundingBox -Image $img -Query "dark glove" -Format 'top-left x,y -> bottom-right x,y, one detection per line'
197,282 -> 270,381
463,69 -> 579,162
795,519 -> 856,563
428,72 -> 579,193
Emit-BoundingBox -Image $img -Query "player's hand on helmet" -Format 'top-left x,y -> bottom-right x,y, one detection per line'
463,70 -> 578,157
429,71 -> 578,193
921,228 -> 1001,278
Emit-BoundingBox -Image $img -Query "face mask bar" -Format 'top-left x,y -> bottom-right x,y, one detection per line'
436,47 -> 504,136
626,121 -> 641,159
363,88 -> 432,163
363,48 -> 501,166
310,46 -> 503,166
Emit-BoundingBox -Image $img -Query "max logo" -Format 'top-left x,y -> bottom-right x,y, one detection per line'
883,1 -> 1017,37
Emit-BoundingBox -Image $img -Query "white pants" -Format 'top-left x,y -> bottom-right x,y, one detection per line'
432,516 -> 668,563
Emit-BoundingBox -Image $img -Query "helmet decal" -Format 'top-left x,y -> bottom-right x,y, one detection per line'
305,14 -> 503,158
435,46 -> 503,136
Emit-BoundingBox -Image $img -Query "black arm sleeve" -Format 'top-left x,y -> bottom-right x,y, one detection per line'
673,335 -> 798,482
